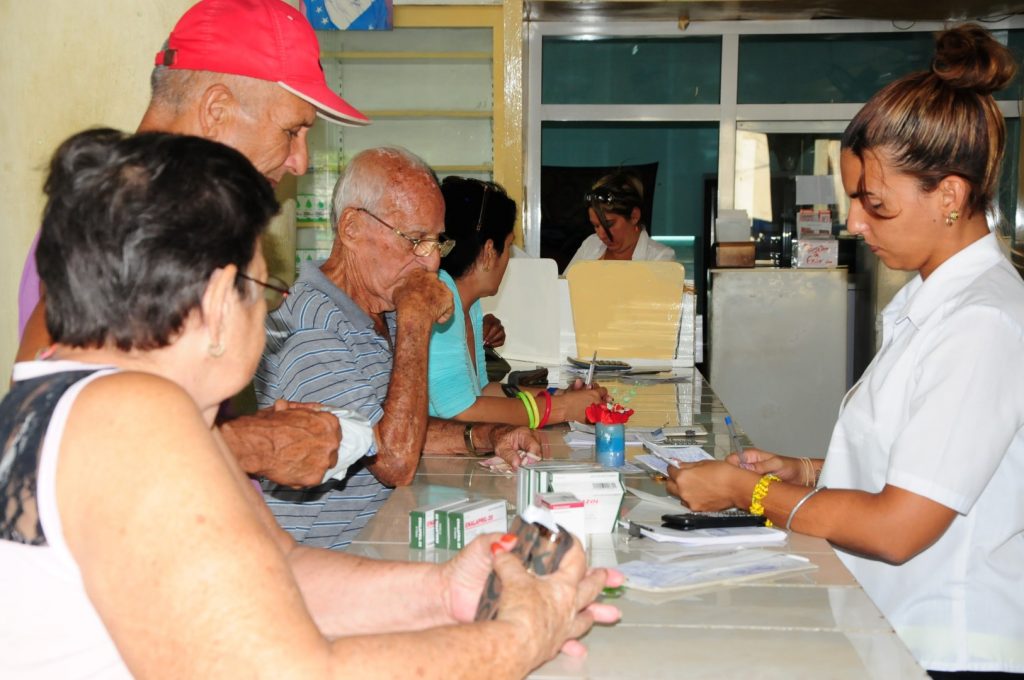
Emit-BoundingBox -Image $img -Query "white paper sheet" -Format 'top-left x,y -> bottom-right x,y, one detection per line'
618,549 -> 814,592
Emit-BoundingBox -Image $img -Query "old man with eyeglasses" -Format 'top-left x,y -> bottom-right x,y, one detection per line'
255,146 -> 540,549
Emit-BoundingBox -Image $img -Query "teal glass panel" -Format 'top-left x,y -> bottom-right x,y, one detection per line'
540,122 -> 719,297
738,33 -> 934,104
542,37 -> 721,104
1001,29 -> 1024,101
740,31 -> 1024,104
998,117 -> 1019,230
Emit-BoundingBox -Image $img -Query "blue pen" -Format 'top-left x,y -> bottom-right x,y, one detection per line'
724,415 -> 747,465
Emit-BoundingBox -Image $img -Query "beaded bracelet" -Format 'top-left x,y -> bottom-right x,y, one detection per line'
536,390 -> 553,428
785,486 -> 826,532
749,473 -> 781,527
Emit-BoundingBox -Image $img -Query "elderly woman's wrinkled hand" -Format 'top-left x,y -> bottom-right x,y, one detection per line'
490,535 -> 622,663
393,268 -> 454,324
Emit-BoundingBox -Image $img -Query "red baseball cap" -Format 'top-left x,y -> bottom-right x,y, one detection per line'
155,0 -> 369,126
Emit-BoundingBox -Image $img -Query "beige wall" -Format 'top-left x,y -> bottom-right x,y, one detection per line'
0,0 -> 306,390
0,1 -> 197,387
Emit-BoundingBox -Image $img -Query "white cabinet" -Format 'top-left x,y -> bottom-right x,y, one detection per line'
709,268 -> 848,458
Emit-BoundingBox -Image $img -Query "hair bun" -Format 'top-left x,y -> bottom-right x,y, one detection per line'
932,23 -> 1017,96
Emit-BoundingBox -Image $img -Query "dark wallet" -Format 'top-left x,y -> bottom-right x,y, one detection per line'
474,516 -> 574,621
506,367 -> 549,388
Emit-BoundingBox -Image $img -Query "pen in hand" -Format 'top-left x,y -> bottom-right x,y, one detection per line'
585,350 -> 597,389
724,415 -> 749,467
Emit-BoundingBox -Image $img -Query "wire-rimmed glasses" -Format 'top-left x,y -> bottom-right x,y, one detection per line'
354,207 -> 455,257
237,272 -> 290,311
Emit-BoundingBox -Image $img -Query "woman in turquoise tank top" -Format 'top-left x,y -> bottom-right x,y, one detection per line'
428,177 -> 605,427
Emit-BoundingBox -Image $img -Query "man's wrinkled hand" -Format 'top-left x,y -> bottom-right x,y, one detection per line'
219,401 -> 341,488
393,268 -> 454,324
490,425 -> 541,470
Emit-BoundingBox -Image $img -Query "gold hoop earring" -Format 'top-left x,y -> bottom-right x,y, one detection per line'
208,342 -> 225,358
945,210 -> 960,226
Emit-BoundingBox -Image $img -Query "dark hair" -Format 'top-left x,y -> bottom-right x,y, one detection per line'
586,171 -> 645,223
37,128 -> 278,351
841,24 -> 1017,219
439,177 -> 517,279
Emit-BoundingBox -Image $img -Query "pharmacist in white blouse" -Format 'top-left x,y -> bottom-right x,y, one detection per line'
566,171 -> 675,268
665,25 -> 1024,677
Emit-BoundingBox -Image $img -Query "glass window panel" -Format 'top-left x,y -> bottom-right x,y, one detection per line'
339,119 -> 494,168
1000,29 -> 1024,101
997,117 -> 1020,233
542,37 -> 721,104
318,27 -> 491,53
734,128 -> 847,264
738,33 -> 934,104
540,122 -> 719,296
295,26 -> 496,275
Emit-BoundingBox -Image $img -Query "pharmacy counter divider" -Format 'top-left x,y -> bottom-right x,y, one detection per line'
346,369 -> 926,679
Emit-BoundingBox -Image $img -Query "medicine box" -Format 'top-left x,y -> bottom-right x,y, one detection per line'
446,499 -> 508,550
409,498 -> 470,550
549,472 -> 624,534
793,239 -> 839,268
518,462 -> 624,534
536,492 -> 586,541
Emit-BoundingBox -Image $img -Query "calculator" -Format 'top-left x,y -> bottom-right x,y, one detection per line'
567,356 -> 632,371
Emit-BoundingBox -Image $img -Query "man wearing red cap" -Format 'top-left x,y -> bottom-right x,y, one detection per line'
15,0 -> 369,488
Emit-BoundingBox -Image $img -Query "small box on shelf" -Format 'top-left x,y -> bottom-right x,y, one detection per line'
715,242 -> 755,268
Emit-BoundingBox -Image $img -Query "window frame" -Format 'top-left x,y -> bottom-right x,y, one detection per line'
525,18 -> 1024,256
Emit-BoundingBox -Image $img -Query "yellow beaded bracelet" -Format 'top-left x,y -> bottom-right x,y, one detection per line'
749,473 -> 781,527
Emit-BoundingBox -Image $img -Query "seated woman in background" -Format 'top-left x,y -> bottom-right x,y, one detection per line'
566,171 -> 675,268
666,25 -> 1023,678
0,130 -> 619,678
429,176 -> 606,426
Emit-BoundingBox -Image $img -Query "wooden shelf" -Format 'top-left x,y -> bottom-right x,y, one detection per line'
433,164 -> 493,173
360,109 -> 492,119
321,51 -> 491,61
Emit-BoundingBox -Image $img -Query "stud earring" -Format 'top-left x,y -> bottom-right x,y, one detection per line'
945,209 -> 960,226
208,342 -> 225,358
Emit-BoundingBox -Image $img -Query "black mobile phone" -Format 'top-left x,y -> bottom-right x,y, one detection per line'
660,511 -> 767,530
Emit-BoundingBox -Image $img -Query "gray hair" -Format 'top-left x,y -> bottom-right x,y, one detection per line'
150,64 -> 270,115
330,146 -> 438,230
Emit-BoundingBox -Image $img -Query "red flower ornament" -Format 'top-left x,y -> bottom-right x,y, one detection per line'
585,402 -> 635,425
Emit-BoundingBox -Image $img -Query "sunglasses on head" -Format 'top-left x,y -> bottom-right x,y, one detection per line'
442,176 -> 499,232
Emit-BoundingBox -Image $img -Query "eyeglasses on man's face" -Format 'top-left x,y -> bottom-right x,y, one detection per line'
354,207 -> 455,258
237,272 -> 290,311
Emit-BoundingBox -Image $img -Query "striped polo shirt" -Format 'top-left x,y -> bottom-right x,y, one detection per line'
255,260 -> 396,550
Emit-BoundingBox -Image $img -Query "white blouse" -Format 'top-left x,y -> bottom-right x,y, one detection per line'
820,234 -> 1024,673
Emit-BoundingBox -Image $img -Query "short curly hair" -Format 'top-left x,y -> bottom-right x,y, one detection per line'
38,129 -> 279,351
